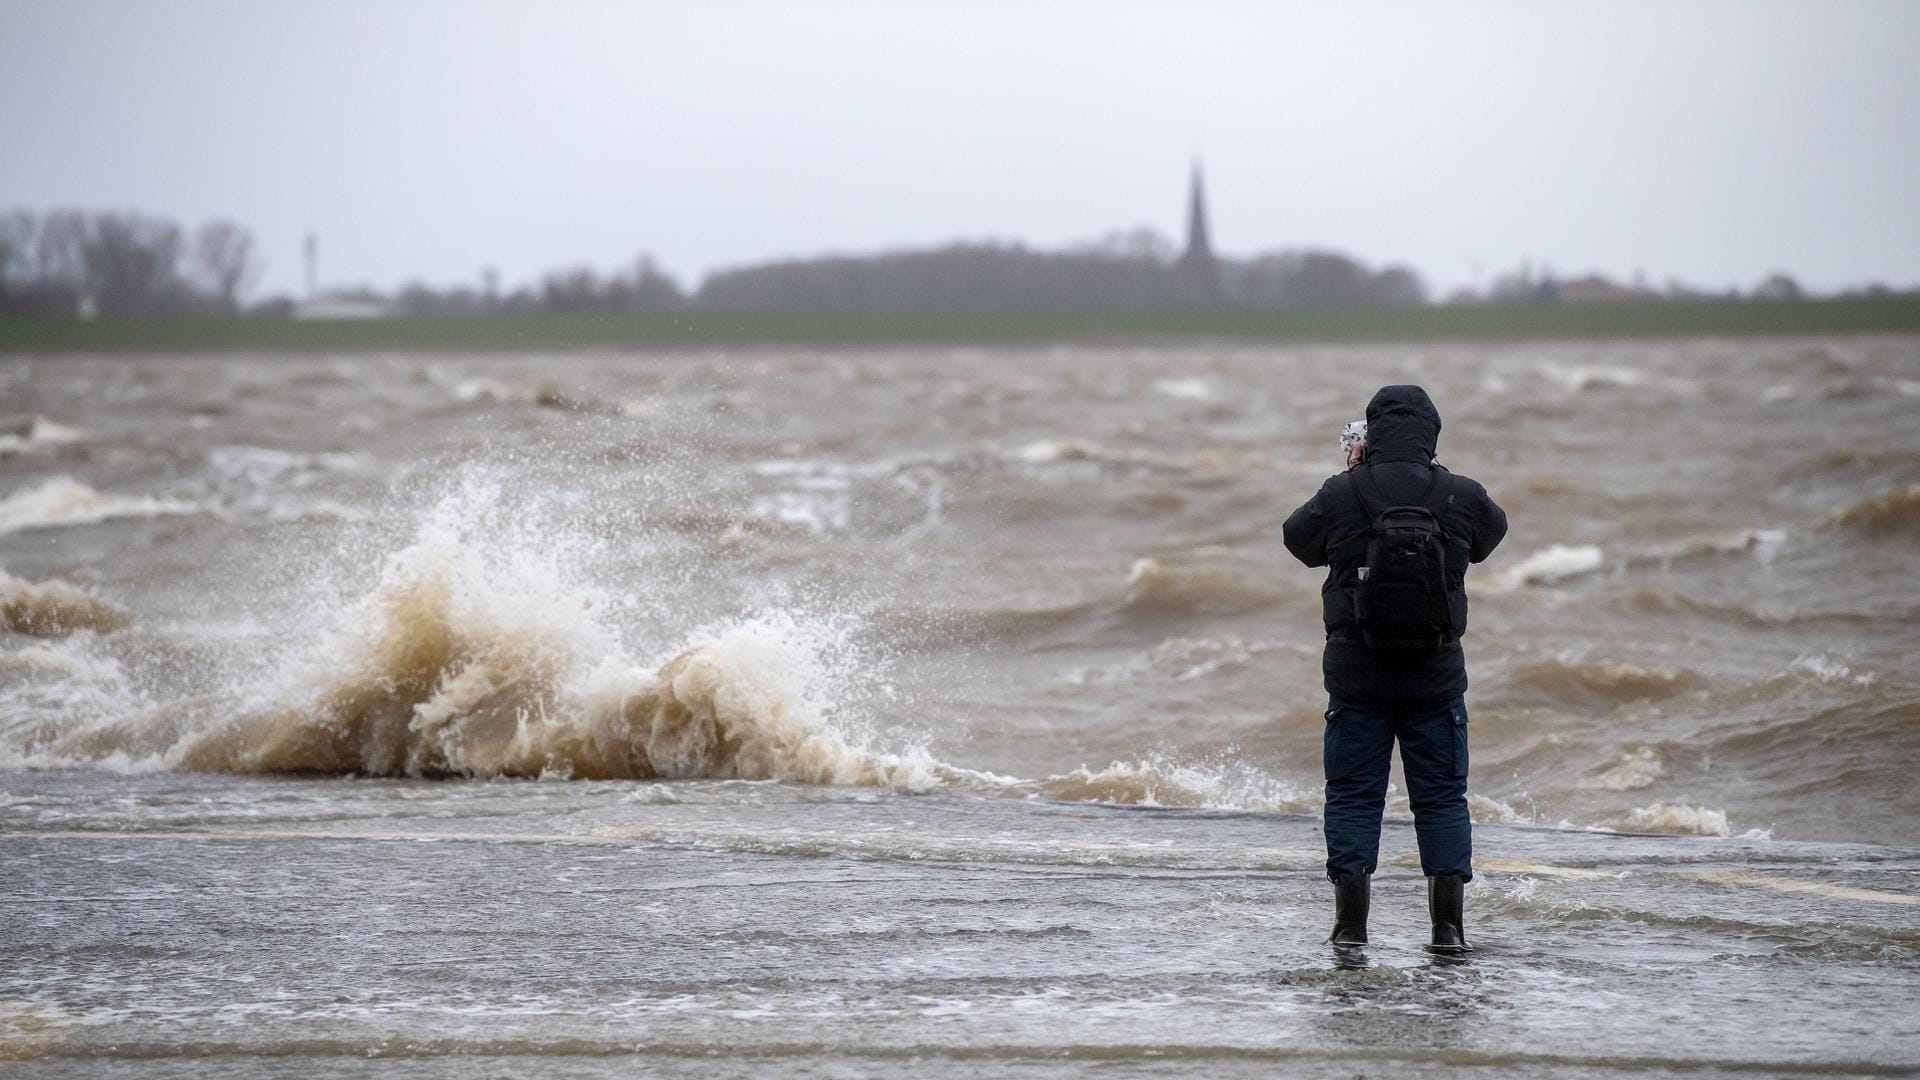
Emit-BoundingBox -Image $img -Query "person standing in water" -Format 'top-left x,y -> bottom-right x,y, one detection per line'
1283,386 -> 1508,951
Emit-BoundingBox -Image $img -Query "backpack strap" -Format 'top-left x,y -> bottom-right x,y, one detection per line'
1420,466 -> 1453,518
1347,465 -> 1386,519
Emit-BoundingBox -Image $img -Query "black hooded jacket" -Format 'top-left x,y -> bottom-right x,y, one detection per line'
1283,385 -> 1508,704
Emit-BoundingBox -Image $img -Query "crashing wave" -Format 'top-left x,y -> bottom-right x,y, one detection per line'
0,569 -> 130,637
147,524 -> 943,786
1605,802 -> 1732,837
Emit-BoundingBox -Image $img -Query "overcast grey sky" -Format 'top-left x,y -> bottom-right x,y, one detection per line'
4,0 -> 1916,298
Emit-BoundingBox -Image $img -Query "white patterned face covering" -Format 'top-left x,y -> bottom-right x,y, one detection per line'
1339,420 -> 1367,457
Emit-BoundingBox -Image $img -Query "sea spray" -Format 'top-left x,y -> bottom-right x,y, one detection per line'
150,478 -> 938,786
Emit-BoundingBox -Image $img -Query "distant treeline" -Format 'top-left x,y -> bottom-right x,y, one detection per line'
0,210 -> 1425,318
694,230 -> 1426,311
3,208 -> 1910,320
0,210 -> 260,317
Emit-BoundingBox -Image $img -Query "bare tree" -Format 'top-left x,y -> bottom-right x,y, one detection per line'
193,219 -> 262,312
34,210 -> 90,291
82,213 -> 188,315
0,211 -> 30,288
0,210 -> 86,315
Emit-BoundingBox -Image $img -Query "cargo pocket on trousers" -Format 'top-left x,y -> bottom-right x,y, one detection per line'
1323,705 -> 1350,781
1450,701 -> 1470,778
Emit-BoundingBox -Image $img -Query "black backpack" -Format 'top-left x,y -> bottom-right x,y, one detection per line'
1346,465 -> 1457,652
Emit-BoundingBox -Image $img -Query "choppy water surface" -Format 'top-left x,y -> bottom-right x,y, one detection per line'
3,338 -> 1918,1075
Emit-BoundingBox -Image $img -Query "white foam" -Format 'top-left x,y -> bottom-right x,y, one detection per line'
1789,654 -> 1876,688
1611,802 -> 1732,837
1017,754 -> 1309,813
189,446 -> 375,523
0,477 -> 198,535
1488,544 -> 1605,590
1152,378 -> 1212,401
1578,747 -> 1666,791
1539,364 -> 1645,392
0,416 -> 85,457
452,377 -> 544,404
1016,437 -> 1103,464
749,491 -> 852,534
1467,793 -> 1530,824
0,636 -> 144,760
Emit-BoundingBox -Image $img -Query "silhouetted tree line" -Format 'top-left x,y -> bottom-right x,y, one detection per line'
1,209 -> 260,316
696,228 -> 1427,310
700,243 -> 1180,310
1450,261 -> 1882,305
7,207 -> 1909,319
347,232 -> 1432,314
0,208 -> 1427,317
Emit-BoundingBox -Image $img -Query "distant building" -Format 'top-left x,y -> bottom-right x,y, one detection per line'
1175,162 -> 1223,305
293,295 -> 393,320
291,231 -> 394,318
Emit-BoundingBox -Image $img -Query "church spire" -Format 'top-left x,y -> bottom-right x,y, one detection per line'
1182,161 -> 1213,265
1178,161 -> 1221,303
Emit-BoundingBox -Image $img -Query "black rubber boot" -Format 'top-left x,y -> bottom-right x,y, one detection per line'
1328,874 -> 1370,947
1427,874 -> 1471,953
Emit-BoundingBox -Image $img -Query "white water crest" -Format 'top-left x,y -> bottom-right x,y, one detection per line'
1488,543 -> 1605,590
0,415 -> 85,456
0,568 -> 129,637
0,477 -> 199,535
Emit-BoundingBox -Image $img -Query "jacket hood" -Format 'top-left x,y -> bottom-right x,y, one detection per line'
1363,385 -> 1441,464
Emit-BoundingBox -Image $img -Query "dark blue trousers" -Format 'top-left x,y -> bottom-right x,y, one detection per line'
1322,695 -> 1473,881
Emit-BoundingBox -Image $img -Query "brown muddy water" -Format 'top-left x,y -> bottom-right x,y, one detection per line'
3,338 -> 1918,1076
